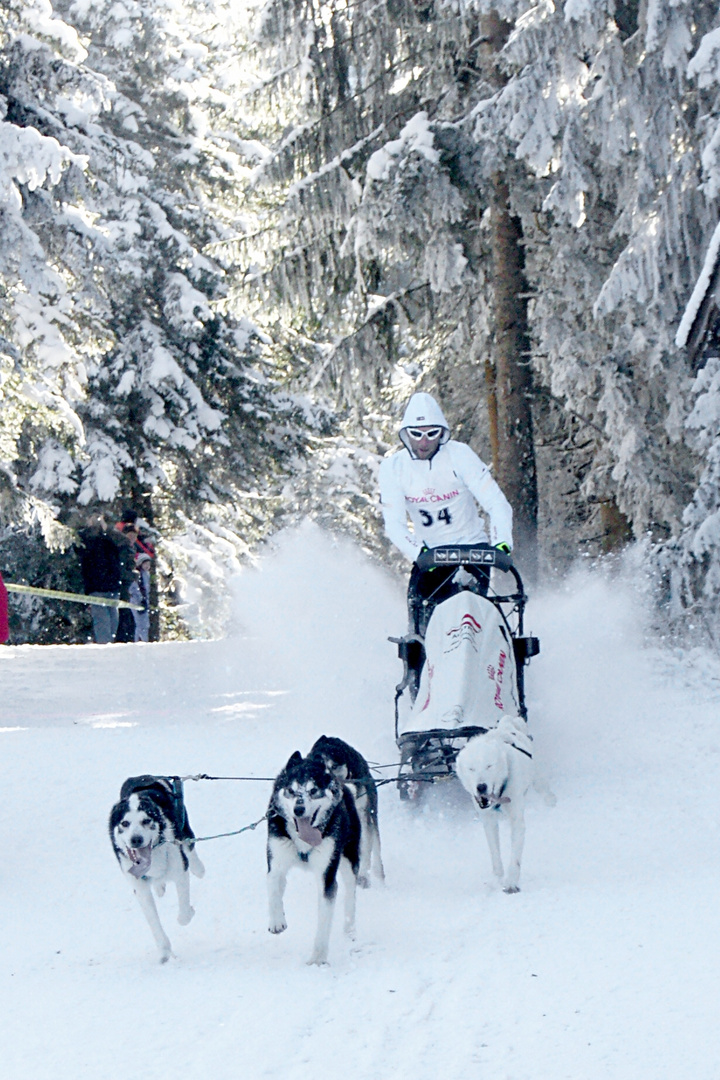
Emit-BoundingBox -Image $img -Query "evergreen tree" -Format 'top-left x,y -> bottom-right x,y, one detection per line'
242,0 -> 720,639
0,0 -> 319,640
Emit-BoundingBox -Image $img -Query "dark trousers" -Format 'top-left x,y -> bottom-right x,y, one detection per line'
115,605 -> 135,643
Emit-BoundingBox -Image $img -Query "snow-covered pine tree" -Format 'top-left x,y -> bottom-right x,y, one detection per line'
481,0 -> 702,553
660,14 -> 720,644
243,0 -> 720,627
232,0 -> 544,565
473,1 -> 720,631
0,0 -> 318,640
0,2 -> 88,520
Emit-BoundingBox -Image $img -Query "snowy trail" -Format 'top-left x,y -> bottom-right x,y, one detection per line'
2,525 -> 720,1080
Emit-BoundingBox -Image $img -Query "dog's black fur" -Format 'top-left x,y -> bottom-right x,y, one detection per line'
308,735 -> 384,886
109,775 -> 197,870
267,748 -> 362,964
109,774 -> 204,962
309,735 -> 377,814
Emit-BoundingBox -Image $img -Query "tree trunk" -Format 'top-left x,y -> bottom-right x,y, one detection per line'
484,355 -> 500,468
489,174 -> 538,578
477,12 -> 538,579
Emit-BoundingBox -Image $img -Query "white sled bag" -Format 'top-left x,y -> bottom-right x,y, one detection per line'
401,590 -> 519,735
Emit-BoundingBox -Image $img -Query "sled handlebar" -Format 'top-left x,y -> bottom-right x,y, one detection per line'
426,544 -> 512,573
418,544 -> 526,603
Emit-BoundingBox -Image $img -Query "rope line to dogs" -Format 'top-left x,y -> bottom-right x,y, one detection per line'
176,813 -> 270,845
180,770 -> 450,788
182,773 -> 276,782
179,767 -> 407,782
179,777 -> 449,846
170,750 -> 532,845
172,739 -> 534,843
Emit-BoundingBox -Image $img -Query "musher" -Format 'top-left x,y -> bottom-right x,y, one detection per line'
378,392 -> 513,690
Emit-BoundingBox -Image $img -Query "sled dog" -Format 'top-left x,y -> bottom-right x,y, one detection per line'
455,716 -> 533,893
267,749 -> 361,965
109,775 -> 205,962
309,735 -> 385,887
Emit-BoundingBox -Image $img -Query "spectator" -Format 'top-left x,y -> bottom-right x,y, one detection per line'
78,517 -> 123,643
118,508 -> 155,557
0,569 -> 8,643
114,521 -> 140,643
115,507 -> 156,642
130,552 -> 151,642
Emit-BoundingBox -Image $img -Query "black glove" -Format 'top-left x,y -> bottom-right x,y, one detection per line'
415,545 -> 436,571
494,543 -> 513,569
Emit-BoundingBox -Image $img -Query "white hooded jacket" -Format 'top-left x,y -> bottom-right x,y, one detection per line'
378,392 -> 513,562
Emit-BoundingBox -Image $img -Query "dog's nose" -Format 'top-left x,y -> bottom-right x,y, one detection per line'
294,804 -> 306,818
476,783 -> 487,796
130,835 -> 145,848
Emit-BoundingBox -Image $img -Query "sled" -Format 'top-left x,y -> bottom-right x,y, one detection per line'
390,544 -> 539,800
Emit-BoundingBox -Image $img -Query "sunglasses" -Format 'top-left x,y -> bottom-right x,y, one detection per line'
407,426 -> 443,441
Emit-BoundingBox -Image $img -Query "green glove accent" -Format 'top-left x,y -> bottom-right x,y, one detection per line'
495,543 -> 511,554
416,546 -> 437,571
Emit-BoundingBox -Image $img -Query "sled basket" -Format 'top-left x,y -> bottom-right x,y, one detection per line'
391,544 -> 539,801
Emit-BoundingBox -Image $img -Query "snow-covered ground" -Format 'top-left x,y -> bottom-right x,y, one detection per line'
2,524 -> 719,1080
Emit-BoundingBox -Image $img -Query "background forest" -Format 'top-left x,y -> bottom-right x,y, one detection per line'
2,0 -> 720,644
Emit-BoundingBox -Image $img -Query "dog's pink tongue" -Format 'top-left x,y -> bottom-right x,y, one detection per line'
127,846 -> 153,878
295,817 -> 323,847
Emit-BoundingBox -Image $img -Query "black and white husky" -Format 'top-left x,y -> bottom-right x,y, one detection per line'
267,748 -> 361,965
455,716 -> 533,894
109,775 -> 205,962
309,735 -> 385,887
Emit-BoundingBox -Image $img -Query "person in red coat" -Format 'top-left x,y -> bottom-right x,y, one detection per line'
0,569 -> 9,643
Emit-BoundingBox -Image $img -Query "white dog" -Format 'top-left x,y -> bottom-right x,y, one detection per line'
455,716 -> 533,893
109,776 -> 205,962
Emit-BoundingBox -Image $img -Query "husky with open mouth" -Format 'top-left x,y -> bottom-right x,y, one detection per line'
454,716 -> 533,894
267,749 -> 361,965
109,775 -> 205,962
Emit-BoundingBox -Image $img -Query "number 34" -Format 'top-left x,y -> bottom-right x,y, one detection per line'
419,508 -> 452,527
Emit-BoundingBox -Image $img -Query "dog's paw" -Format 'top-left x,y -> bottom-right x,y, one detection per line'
154,883 -> 166,898
307,954 -> 329,967
177,905 -> 195,926
268,920 -> 287,935
357,874 -> 370,890
158,947 -> 173,964
503,884 -> 521,894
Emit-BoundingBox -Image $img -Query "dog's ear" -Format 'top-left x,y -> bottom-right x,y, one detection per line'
496,716 -> 521,742
284,750 -> 303,771
108,800 -> 127,832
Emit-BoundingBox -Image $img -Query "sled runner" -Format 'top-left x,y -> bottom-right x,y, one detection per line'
390,545 -> 539,800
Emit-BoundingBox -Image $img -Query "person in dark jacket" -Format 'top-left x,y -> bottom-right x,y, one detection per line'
113,521 -> 140,643
114,508 -> 156,642
78,517 -> 124,643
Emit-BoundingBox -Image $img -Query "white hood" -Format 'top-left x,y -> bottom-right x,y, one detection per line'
399,393 -> 450,455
